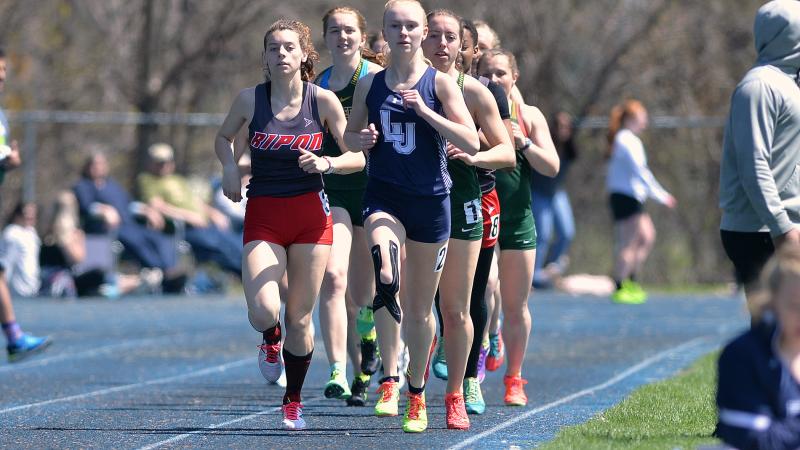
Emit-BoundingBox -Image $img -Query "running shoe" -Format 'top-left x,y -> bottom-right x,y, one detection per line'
258,340 -> 283,383
431,335 -> 448,380
356,306 -> 375,336
611,280 -> 646,305
7,333 -> 52,363
503,375 -> 528,406
463,377 -> 485,415
346,373 -> 370,407
629,280 -> 648,302
360,329 -> 381,375
445,392 -> 470,430
282,401 -> 306,430
375,379 -> 400,417
402,391 -> 428,433
324,365 -> 352,399
477,338 -> 489,383
486,332 -> 505,372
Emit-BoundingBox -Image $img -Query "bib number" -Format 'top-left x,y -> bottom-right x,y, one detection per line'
489,214 -> 500,239
434,244 -> 448,272
380,109 -> 416,155
319,191 -> 331,216
463,199 -> 482,225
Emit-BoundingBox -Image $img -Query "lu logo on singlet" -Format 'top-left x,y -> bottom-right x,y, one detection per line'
380,109 -> 416,155
249,131 -> 324,151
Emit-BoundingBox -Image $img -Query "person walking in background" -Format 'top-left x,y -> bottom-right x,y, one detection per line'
606,99 -> 676,305
0,47 -> 50,362
530,111 -> 577,289
716,244 -> 800,449
720,0 -> 800,306
137,142 -> 243,277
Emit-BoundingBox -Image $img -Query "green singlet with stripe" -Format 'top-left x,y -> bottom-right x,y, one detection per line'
495,98 -> 536,250
317,59 -> 368,192
496,99 -> 532,220
315,59 -> 369,226
447,72 -> 483,241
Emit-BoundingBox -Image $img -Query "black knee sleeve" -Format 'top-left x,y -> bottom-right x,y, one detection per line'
372,241 -> 401,323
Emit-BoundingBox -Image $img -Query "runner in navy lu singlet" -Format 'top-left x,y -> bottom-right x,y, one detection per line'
362,66 -> 451,243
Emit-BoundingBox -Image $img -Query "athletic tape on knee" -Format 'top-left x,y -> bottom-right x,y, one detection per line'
371,241 -> 401,323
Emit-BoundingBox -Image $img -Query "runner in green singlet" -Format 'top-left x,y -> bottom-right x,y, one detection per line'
477,47 -> 559,407
315,6 -> 384,406
422,9 -> 515,429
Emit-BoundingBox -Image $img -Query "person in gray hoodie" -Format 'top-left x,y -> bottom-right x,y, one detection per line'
720,0 -> 800,299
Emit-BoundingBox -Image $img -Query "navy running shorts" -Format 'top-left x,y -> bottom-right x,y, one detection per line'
362,179 -> 450,244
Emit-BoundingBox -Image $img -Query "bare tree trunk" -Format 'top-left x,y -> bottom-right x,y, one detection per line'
132,0 -> 156,191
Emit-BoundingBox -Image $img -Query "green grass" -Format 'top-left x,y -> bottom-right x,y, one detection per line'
540,352 -> 721,450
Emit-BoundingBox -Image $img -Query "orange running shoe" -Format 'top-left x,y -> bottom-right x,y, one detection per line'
504,375 -> 528,406
445,392 -> 470,430
486,332 -> 505,372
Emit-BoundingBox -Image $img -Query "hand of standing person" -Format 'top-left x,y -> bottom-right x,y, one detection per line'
665,194 -> 677,209
4,140 -> 20,169
774,228 -> 800,248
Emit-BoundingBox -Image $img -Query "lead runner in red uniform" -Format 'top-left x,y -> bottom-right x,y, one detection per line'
214,19 -> 364,430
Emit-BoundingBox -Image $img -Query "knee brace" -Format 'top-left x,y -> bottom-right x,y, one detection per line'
371,241 -> 401,323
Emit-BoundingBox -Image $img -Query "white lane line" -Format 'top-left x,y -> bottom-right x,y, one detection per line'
0,358 -> 251,415
448,336 -> 709,450
0,336 -> 177,373
136,395 -> 326,450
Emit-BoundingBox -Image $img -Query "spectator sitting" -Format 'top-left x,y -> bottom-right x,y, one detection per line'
716,243 -> 800,449
0,201 -> 40,297
73,151 -> 186,293
40,191 -> 142,298
137,143 -> 242,277
212,153 -> 250,235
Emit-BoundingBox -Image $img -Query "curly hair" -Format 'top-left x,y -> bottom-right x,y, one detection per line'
264,19 -> 320,82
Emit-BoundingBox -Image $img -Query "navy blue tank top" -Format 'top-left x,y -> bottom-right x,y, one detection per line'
247,82 -> 326,198
365,66 -> 451,196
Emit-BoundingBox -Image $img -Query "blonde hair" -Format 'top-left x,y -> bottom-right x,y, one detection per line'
751,244 -> 800,322
476,47 -> 518,77
606,99 -> 647,159
473,20 -> 500,48
383,0 -> 427,29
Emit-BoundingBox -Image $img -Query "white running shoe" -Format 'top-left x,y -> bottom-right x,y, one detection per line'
282,401 -> 306,430
258,341 -> 283,383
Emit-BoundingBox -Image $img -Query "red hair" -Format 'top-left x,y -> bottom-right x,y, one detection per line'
606,99 -> 647,159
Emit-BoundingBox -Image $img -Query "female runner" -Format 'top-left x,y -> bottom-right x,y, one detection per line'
344,0 -> 479,433
215,19 -> 363,430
